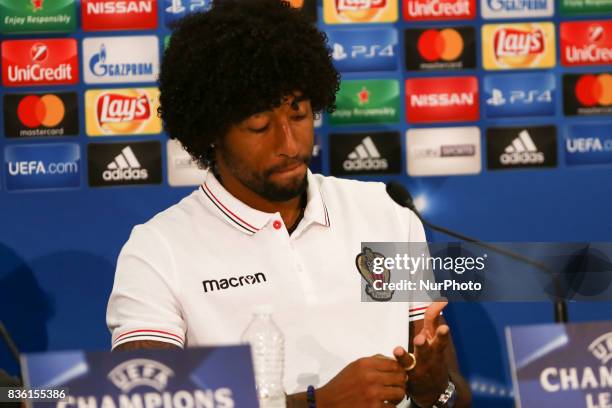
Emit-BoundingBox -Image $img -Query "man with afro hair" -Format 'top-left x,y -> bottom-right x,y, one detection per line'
107,0 -> 471,407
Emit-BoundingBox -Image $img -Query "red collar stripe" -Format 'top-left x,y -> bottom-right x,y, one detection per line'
201,183 -> 259,234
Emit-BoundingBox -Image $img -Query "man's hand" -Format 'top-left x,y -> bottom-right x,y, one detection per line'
315,355 -> 407,407
394,301 -> 450,407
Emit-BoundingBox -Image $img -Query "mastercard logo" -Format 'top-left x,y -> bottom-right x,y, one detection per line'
575,74 -> 612,107
418,29 -> 464,62
17,94 -> 65,128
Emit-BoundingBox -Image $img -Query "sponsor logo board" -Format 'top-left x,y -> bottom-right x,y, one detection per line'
565,123 -> 612,166
163,0 -> 212,26
82,36 -> 159,84
1,38 -> 78,87
330,79 -> 400,125
0,0 -> 76,33
483,73 -> 555,118
405,76 -> 479,123
563,73 -> 612,116
85,88 -> 162,136
88,141 -> 162,187
480,0 -> 554,19
560,0 -> 612,15
329,132 -> 401,175
4,143 -> 80,191
4,92 -> 79,138
328,28 -> 398,72
323,0 -> 398,24
482,22 -> 556,70
81,0 -> 158,31
167,139 -> 206,186
560,21 -> 612,66
407,126 -> 481,176
486,125 -> 557,170
405,26 -> 476,71
403,0 -> 476,21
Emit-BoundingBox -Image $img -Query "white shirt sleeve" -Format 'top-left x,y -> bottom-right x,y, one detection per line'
106,224 -> 186,349
391,202 -> 435,322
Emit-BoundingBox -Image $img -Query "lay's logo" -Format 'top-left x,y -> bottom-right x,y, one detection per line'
482,23 -> 555,70
85,88 -> 161,136
323,0 -> 397,23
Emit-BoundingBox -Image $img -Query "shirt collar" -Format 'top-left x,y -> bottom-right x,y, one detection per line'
199,170 -> 330,236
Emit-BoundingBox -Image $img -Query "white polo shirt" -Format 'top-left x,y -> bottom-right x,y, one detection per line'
107,170 -> 430,394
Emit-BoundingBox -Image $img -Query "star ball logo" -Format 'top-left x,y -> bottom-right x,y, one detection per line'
81,0 -> 158,31
323,0 -> 398,24
564,73 -> 612,116
405,76 -> 479,123
403,0 -> 475,21
85,88 -> 161,136
404,26 -> 475,71
1,38 -> 78,87
4,92 -> 79,138
561,21 -> 612,66
482,23 -> 555,70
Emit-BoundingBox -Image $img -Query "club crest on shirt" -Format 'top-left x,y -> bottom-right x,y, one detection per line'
356,247 -> 394,301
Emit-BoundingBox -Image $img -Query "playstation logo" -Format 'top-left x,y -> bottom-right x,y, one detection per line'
486,88 -> 506,106
332,43 -> 348,61
166,0 -> 186,13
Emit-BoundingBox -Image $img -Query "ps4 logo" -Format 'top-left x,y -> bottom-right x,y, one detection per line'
165,0 -> 208,13
332,43 -> 394,61
327,28 -> 398,72
486,88 -> 552,106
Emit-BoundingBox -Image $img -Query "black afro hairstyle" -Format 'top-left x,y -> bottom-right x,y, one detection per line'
158,0 -> 340,168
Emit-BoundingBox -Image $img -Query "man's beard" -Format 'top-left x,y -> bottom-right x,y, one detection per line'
217,145 -> 311,202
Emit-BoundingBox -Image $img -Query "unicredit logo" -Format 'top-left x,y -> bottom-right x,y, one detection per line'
561,21 -> 612,66
2,39 -> 78,87
96,93 -> 151,126
30,44 -> 48,63
494,28 -> 544,58
405,0 -> 473,19
418,29 -> 464,61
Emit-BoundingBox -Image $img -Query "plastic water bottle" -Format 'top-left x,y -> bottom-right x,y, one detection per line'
241,305 -> 287,408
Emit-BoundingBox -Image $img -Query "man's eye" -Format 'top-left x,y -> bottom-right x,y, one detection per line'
292,114 -> 308,121
248,124 -> 269,133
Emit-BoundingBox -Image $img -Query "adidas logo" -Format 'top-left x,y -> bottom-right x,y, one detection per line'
500,130 -> 544,165
343,136 -> 388,171
103,146 -> 149,181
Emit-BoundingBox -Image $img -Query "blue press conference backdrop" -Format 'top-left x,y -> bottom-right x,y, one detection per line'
1,1 -> 611,406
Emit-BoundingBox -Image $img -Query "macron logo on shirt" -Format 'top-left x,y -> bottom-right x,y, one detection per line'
202,272 -> 267,293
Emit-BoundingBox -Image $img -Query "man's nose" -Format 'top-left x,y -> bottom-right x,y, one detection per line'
276,116 -> 299,157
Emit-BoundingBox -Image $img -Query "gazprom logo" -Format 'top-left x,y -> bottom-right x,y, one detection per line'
481,0 -> 553,17
89,43 -> 154,77
108,359 -> 174,392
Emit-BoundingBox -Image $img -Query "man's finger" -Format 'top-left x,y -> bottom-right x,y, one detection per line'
413,332 -> 433,362
392,346 -> 416,371
431,324 -> 451,354
424,301 -> 448,337
376,370 -> 407,387
368,355 -> 404,373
